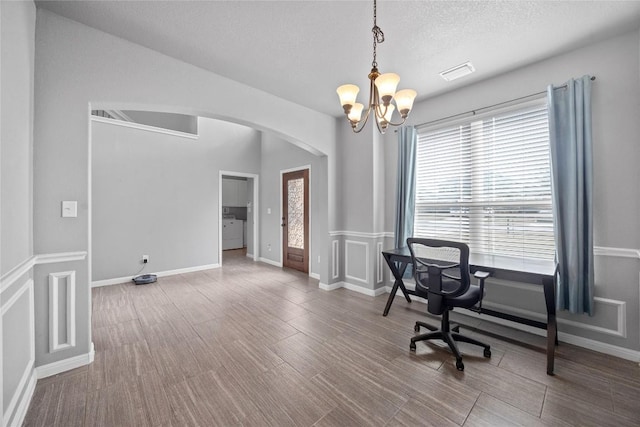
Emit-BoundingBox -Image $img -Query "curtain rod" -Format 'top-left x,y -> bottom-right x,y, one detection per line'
411,76 -> 596,131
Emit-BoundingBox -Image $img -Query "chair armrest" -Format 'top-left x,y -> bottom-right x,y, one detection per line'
473,270 -> 491,311
474,271 -> 490,280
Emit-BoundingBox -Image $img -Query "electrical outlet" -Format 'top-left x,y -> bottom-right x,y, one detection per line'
318,255 -> 321,263
142,255 -> 149,263
267,244 -> 271,252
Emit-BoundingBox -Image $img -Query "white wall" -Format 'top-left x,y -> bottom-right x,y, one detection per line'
91,117 -> 260,282
379,28 -> 640,354
1,2 -> 37,425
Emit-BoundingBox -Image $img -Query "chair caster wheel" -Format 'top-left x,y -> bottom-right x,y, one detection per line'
410,342 -> 416,352
414,324 -> 420,332
456,359 -> 464,371
484,348 -> 491,358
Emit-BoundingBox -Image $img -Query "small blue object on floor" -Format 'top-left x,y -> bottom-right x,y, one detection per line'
132,274 -> 157,285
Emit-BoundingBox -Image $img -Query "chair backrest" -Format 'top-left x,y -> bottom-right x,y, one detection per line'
406,238 -> 471,315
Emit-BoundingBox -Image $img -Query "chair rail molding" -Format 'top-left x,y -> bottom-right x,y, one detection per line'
594,245 -> 640,259
1,251 -> 88,292
329,230 -> 394,239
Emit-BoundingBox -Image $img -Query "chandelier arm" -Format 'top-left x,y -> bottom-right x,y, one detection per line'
383,116 -> 407,127
351,105 -> 374,133
374,102 -> 389,120
374,116 -> 386,134
374,101 -> 407,127
371,80 -> 387,120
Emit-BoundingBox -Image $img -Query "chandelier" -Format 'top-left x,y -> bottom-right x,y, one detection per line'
336,0 -> 417,134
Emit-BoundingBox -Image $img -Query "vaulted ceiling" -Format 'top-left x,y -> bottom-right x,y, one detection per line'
36,0 -> 640,117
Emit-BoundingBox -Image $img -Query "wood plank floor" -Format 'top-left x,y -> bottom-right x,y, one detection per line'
24,249 -> 640,426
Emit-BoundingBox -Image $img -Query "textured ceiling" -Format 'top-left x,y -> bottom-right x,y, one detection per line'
36,0 -> 640,117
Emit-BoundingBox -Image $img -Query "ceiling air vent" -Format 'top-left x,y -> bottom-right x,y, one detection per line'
439,61 -> 475,82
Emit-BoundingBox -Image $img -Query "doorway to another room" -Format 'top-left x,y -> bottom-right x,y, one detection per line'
220,172 -> 259,265
282,168 -> 309,274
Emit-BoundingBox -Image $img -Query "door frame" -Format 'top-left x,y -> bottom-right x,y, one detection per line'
219,170 -> 260,266
280,165 -> 311,274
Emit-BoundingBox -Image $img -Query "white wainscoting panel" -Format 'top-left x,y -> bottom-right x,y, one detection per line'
332,240 -> 339,279
1,279 -> 35,427
377,242 -> 383,284
345,240 -> 369,284
49,271 -> 76,352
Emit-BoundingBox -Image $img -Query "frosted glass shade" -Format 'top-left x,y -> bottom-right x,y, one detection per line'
374,73 -> 400,101
348,103 -> 364,122
336,84 -> 360,107
394,89 -> 417,116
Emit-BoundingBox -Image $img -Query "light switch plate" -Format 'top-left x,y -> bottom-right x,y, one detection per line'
62,201 -> 77,218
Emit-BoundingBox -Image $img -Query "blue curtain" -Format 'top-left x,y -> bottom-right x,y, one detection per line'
547,75 -> 594,315
394,126 -> 417,251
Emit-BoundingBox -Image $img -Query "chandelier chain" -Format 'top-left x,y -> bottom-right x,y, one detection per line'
371,0 -> 384,68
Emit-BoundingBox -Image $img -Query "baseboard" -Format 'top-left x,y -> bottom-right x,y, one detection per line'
319,282 -> 342,291
246,253 -> 254,258
35,345 -> 95,379
309,272 -> 320,280
343,281 -> 387,297
319,281 -> 386,297
559,332 -> 640,363
91,263 -> 220,287
258,257 -> 282,268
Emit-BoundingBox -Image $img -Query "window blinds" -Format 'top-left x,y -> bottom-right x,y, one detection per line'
414,101 -> 554,261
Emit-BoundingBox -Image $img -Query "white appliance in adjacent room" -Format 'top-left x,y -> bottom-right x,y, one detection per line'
243,220 -> 247,247
222,216 -> 243,250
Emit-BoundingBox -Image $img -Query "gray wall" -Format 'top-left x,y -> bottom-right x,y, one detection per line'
1,2 -> 36,425
259,132 -> 328,282
92,117 -> 260,282
379,29 -> 640,352
1,1 -> 34,275
330,115 -> 391,292
32,7 -> 335,373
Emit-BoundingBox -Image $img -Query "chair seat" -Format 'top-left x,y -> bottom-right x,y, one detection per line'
416,281 -> 481,309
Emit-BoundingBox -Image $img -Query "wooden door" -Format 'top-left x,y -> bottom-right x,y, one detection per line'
282,169 -> 309,273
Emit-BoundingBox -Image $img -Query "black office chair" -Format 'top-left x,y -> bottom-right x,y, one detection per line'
407,238 -> 491,371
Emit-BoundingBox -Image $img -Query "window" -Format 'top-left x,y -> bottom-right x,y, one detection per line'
414,99 -> 554,261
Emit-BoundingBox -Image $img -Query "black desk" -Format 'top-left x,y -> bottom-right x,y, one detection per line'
382,247 -> 558,375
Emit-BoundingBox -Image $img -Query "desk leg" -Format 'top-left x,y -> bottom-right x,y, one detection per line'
543,275 -> 557,375
382,257 -> 410,317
